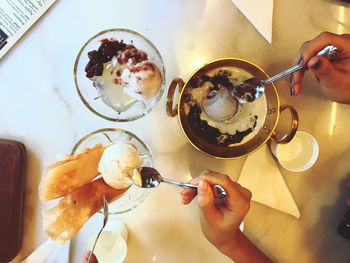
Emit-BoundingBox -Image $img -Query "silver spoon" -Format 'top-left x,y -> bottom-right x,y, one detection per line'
88,194 -> 109,263
232,45 -> 338,104
132,167 -> 227,202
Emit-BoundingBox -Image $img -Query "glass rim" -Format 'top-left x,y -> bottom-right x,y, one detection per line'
71,127 -> 153,156
71,128 -> 154,215
73,28 -> 166,122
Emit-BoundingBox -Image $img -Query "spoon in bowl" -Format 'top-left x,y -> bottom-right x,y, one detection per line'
232,45 -> 338,104
87,195 -> 109,263
132,167 -> 227,202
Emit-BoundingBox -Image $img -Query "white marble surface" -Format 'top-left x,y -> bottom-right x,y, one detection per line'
1,0 -> 350,262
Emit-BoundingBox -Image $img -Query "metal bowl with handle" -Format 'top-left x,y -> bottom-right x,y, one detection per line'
166,58 -> 299,159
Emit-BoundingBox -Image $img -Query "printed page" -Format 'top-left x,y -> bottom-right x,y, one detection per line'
0,0 -> 56,60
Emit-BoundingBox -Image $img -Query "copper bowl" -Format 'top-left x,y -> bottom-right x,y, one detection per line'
166,58 -> 298,159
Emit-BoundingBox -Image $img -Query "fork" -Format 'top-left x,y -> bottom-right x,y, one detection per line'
87,194 -> 109,263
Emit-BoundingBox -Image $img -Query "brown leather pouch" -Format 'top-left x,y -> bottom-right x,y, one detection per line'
0,139 -> 26,262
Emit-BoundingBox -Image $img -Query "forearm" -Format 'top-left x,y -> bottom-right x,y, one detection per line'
219,231 -> 273,263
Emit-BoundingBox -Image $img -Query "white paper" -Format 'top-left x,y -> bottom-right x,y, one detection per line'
21,240 -> 70,263
0,0 -> 57,60
231,0 -> 274,43
238,145 -> 300,218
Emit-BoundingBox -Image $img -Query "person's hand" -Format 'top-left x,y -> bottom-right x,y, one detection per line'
181,170 -> 252,253
291,32 -> 350,103
82,251 -> 98,263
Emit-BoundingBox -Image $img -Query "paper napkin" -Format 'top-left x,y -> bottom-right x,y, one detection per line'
20,239 -> 70,263
231,0 -> 274,43
238,144 -> 300,218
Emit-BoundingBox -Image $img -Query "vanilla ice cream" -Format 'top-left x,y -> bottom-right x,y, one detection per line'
98,142 -> 142,189
92,59 -> 136,113
202,88 -> 239,122
121,61 -> 162,101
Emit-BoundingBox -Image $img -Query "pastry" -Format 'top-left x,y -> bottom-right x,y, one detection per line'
39,144 -> 105,201
43,178 -> 129,244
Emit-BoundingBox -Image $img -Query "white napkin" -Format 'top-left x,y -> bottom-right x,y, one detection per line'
231,0 -> 274,43
20,239 -> 70,263
238,144 -> 300,218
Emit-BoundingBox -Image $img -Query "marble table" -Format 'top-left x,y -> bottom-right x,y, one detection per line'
1,0 -> 350,262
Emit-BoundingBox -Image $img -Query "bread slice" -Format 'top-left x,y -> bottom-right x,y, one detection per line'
43,178 -> 129,244
39,144 -> 105,201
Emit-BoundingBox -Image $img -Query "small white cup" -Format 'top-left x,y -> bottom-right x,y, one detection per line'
87,220 -> 128,263
270,131 -> 319,172
104,219 -> 128,241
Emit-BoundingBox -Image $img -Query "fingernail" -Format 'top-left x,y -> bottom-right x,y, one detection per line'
198,180 -> 207,192
191,177 -> 200,184
310,59 -> 322,69
289,74 -> 294,85
290,85 -> 295,96
290,74 -> 295,96
298,57 -> 304,66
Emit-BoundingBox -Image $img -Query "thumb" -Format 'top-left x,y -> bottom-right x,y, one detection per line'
197,180 -> 217,222
308,56 -> 334,79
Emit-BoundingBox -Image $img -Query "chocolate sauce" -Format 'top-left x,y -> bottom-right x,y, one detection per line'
231,78 -> 259,103
190,74 -> 211,88
190,70 -> 234,91
185,69 -> 259,146
139,167 -> 159,188
190,70 -> 259,103
183,92 -> 192,103
187,104 -> 257,146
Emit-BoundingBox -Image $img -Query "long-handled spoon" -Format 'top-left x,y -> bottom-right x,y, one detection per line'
132,167 -> 227,202
88,195 -> 109,263
232,45 -> 338,104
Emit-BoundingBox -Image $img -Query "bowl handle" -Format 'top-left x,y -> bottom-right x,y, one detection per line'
166,78 -> 185,117
271,104 -> 299,144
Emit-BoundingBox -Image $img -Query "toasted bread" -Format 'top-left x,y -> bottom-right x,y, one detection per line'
39,144 -> 105,201
43,178 -> 129,244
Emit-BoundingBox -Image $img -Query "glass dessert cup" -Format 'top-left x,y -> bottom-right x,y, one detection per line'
71,128 -> 154,215
74,28 -> 166,122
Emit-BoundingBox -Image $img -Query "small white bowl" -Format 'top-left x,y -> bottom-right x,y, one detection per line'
87,220 -> 128,263
270,131 -> 319,172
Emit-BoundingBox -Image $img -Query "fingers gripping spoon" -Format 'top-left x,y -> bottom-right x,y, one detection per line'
232,45 -> 338,104
132,167 -> 227,202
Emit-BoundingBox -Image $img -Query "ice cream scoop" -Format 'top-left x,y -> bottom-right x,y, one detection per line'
202,88 -> 239,122
98,142 -> 142,189
121,61 -> 162,101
